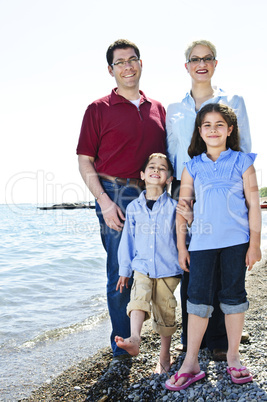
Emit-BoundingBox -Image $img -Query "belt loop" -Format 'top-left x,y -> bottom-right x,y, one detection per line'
126,178 -> 130,186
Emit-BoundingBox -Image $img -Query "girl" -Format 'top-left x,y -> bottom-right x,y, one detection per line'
166,103 -> 261,391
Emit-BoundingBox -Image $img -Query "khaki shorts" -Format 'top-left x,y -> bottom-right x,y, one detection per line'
127,271 -> 180,337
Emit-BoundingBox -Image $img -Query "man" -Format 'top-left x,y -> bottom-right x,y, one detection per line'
76,39 -> 166,366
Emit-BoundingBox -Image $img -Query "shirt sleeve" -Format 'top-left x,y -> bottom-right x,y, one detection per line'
117,207 -> 136,278
229,95 -> 252,153
184,158 -> 195,179
240,152 -> 257,174
76,103 -> 100,157
166,103 -> 178,174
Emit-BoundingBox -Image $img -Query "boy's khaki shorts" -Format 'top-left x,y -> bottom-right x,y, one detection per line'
127,271 -> 180,337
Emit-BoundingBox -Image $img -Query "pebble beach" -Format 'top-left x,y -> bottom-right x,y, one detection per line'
21,255 -> 267,402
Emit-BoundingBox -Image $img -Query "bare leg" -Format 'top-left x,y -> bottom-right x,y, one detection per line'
225,312 -> 250,378
115,310 -> 145,356
154,335 -> 174,374
170,314 -> 208,386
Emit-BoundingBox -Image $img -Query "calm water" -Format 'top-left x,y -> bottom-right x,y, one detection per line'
0,204 -> 110,401
1,204 -> 267,401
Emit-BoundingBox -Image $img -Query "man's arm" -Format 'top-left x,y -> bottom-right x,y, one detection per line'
78,154 -> 125,231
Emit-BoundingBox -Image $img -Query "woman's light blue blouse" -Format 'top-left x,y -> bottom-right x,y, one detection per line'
185,149 -> 256,251
166,88 -> 251,180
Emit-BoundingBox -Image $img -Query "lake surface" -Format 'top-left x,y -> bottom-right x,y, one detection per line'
1,204 -> 266,400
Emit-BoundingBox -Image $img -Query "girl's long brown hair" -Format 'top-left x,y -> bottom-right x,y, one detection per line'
188,103 -> 240,158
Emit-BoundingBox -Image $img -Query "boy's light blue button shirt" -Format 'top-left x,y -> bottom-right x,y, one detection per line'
166,87 -> 252,180
118,191 -> 183,278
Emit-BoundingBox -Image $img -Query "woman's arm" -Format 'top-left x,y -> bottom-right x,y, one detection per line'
243,165 -> 262,270
234,96 -> 252,153
176,167 -> 194,272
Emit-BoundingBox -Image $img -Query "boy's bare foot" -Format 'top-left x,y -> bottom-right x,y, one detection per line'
154,356 -> 175,374
114,335 -> 140,356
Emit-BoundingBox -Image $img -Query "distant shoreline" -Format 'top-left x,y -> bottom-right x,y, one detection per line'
37,202 -> 95,210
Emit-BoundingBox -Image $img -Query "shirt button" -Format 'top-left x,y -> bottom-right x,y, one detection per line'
150,245 -> 153,248
150,259 -> 152,262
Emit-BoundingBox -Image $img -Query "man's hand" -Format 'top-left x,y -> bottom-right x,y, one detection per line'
77,155 -> 125,231
98,194 -> 125,231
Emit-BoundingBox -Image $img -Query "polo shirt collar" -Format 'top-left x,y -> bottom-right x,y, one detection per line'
110,88 -> 150,105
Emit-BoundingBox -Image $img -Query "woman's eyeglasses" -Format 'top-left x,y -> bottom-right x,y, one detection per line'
187,56 -> 216,65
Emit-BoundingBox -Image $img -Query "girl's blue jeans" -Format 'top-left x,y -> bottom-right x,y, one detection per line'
187,243 -> 249,318
95,180 -> 141,357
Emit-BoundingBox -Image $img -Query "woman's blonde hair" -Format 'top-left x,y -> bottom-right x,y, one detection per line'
185,40 -> 217,61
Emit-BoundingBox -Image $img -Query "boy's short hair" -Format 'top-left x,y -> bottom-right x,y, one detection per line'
184,39 -> 217,61
106,39 -> 140,66
142,153 -> 174,178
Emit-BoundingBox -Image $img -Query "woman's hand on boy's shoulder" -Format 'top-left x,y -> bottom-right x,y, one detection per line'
246,245 -> 262,271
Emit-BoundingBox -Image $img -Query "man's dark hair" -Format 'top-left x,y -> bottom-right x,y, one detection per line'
106,39 -> 140,66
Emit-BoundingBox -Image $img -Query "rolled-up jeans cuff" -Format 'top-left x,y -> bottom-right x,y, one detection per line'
187,300 -> 214,318
220,301 -> 249,315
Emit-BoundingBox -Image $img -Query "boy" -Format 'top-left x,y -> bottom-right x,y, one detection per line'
115,153 -> 183,373
77,39 -> 166,365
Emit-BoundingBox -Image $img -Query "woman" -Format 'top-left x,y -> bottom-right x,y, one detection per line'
166,39 -> 251,360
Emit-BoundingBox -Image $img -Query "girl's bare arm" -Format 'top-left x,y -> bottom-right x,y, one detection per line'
243,165 -> 262,270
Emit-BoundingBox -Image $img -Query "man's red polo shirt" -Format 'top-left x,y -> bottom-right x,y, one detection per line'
76,89 -> 166,178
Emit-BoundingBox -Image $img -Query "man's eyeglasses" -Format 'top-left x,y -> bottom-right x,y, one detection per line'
187,56 -> 216,65
111,57 -> 140,68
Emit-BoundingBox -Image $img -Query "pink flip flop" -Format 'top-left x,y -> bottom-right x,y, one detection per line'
165,370 -> 206,391
227,366 -> 253,384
